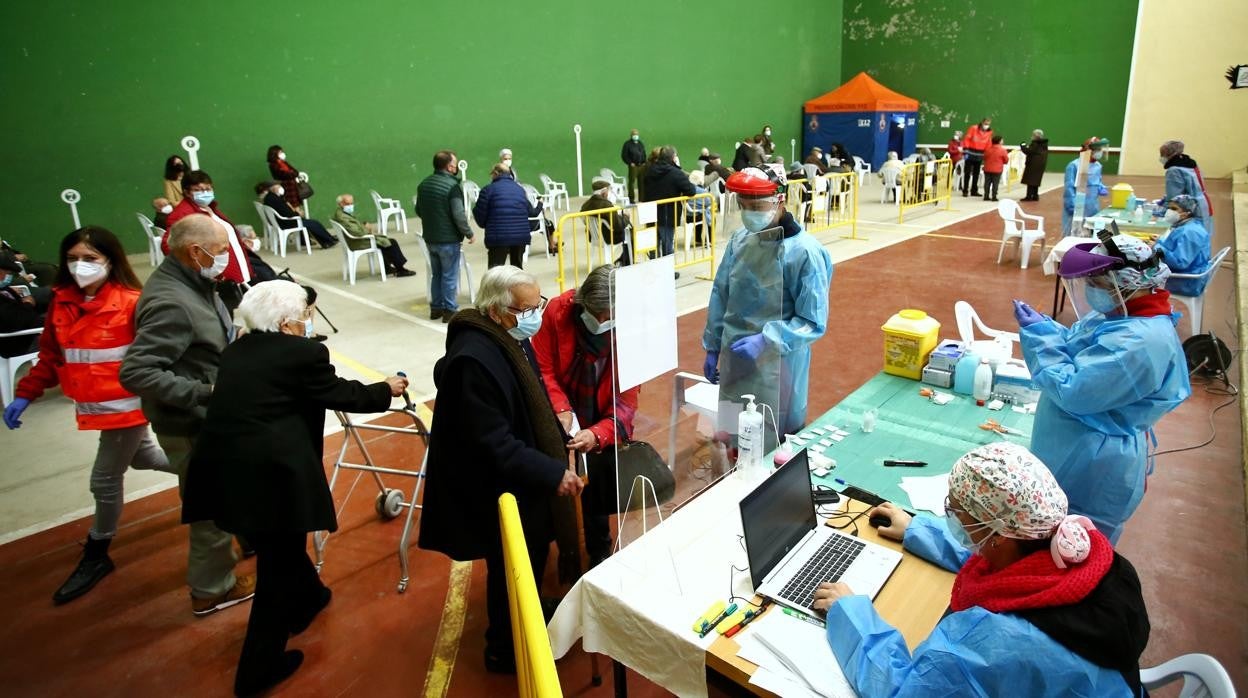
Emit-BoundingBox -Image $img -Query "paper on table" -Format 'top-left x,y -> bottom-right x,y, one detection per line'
899,473 -> 950,515
749,666 -> 825,698
614,255 -> 677,391
749,610 -> 856,697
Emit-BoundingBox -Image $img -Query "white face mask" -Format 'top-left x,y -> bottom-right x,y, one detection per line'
764,129 -> 771,137
195,246 -> 230,279
278,151 -> 286,161
1163,209 -> 1182,225
502,158 -> 513,167
247,237 -> 262,252
68,261 -> 109,288
343,204 -> 355,214
1159,156 -> 1169,166
302,317 -> 314,338
159,204 -> 173,215
1092,151 -> 1103,161
581,309 -> 614,335
274,186 -> 285,197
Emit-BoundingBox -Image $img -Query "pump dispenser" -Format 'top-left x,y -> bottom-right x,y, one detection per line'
737,394 -> 765,475
774,434 -> 799,467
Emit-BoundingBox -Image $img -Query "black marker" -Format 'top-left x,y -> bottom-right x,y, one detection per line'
883,459 -> 927,467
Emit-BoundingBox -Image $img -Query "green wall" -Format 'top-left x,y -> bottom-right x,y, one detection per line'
0,0 -> 842,261
841,0 -> 1137,172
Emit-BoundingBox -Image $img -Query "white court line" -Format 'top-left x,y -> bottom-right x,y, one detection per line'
287,270 -> 449,334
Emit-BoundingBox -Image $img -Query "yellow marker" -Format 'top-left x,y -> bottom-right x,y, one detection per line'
692,600 -> 727,634
715,607 -> 749,634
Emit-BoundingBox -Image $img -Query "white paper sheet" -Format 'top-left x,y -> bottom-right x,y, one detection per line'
899,473 -> 951,515
748,611 -> 856,697
614,255 -> 677,391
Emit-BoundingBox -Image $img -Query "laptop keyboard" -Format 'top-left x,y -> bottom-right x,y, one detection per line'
778,535 -> 866,609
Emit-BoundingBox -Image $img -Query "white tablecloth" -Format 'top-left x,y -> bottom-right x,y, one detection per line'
548,471 -> 765,698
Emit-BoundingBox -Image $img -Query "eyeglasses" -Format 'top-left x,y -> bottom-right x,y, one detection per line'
943,496 -> 965,519
507,295 -> 548,320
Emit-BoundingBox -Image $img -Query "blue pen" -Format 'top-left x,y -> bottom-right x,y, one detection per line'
834,478 -> 847,486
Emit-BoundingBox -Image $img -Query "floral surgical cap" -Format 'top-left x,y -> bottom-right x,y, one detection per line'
1169,194 -> 1199,215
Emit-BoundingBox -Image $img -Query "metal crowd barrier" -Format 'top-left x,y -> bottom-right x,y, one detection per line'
499,493 -> 563,697
897,159 -> 954,223
785,171 -> 861,240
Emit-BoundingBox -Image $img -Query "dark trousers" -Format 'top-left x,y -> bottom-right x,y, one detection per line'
983,172 -> 1001,200
283,220 -> 335,248
1025,185 -> 1040,200
484,539 -> 550,653
235,531 -> 325,692
380,241 -> 408,270
962,156 -> 983,195
487,245 -> 526,268
627,164 -> 643,202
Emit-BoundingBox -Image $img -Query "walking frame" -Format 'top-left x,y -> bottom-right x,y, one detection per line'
312,388 -> 429,592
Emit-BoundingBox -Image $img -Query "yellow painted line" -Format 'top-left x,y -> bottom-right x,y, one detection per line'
329,349 -> 434,425
922,232 -> 1043,246
422,560 -> 474,698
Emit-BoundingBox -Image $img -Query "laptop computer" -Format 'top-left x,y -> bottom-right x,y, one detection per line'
739,450 -> 902,617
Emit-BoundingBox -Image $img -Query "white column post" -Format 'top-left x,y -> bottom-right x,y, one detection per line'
60,189 -> 81,229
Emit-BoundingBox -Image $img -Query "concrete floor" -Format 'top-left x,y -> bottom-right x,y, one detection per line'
0,172 -> 1243,696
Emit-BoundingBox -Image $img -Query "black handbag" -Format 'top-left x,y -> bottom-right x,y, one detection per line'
586,440 -> 675,513
296,180 -> 314,200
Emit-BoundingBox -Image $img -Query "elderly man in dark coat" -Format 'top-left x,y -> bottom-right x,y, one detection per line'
182,280 -> 404,697
1020,129 -> 1050,201
418,264 -> 584,674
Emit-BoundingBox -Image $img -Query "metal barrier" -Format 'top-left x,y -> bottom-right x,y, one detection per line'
785,171 -> 861,240
554,192 -> 719,293
897,159 -> 954,223
499,493 -> 563,698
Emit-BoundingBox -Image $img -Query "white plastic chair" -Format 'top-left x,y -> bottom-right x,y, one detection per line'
370,190 -> 409,236
880,168 -> 902,204
136,213 -> 165,266
520,183 -> 552,260
539,174 -> 569,212
801,163 -> 820,183
252,201 -> 278,251
330,220 -> 386,285
953,159 -> 965,191
1,327 -> 42,407
599,167 -> 625,188
262,205 -> 312,257
996,199 -> 1047,269
954,300 -> 1019,364
461,180 -> 482,208
1169,246 -> 1231,335
852,156 -> 871,186
632,201 -> 659,258
1141,653 -> 1235,698
411,233 -> 475,306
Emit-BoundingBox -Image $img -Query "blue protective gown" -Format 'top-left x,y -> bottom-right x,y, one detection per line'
1154,218 -> 1212,297
702,219 -> 832,437
825,516 -> 1136,697
1160,165 -> 1213,232
1062,158 -> 1108,235
1021,313 -> 1190,542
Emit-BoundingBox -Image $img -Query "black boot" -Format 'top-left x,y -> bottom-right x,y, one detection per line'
53,536 -> 115,605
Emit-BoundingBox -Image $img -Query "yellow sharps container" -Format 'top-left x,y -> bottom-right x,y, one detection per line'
882,309 -> 941,380
1110,183 -> 1134,209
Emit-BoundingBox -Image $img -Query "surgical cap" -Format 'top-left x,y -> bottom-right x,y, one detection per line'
1099,235 -> 1172,291
1160,140 -> 1185,158
1169,194 -> 1199,215
948,442 -> 1094,568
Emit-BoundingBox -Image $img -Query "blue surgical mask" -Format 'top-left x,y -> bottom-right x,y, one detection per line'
343,204 -> 355,215
945,511 -> 994,554
507,312 -> 543,341
631,134 -> 639,142
1091,151 -> 1103,161
192,191 -> 215,207
0,274 -> 11,289
581,309 -> 614,335
741,210 -> 775,232
303,318 -> 314,338
1085,286 -> 1120,314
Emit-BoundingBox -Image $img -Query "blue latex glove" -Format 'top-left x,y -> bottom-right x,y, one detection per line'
1013,299 -> 1046,327
730,334 -> 767,362
703,351 -> 719,384
3,397 -> 31,429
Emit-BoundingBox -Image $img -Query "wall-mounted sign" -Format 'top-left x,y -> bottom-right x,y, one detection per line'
1227,65 -> 1248,89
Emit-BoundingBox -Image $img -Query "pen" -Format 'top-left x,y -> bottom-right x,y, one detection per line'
781,606 -> 826,628
699,603 -> 738,637
883,459 -> 927,467
834,477 -> 847,486
724,600 -> 771,638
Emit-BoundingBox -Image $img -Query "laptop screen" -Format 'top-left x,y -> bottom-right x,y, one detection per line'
739,450 -> 816,590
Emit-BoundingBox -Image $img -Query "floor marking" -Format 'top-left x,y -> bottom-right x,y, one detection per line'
286,270 -> 448,333
422,560 -> 474,698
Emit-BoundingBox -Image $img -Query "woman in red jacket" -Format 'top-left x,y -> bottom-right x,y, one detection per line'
3,227 -> 168,604
530,264 -> 639,566
267,144 -> 305,213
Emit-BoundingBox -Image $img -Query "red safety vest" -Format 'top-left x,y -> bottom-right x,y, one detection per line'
16,282 -> 148,431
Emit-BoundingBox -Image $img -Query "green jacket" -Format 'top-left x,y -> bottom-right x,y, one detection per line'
416,171 -> 473,244
331,207 -> 392,250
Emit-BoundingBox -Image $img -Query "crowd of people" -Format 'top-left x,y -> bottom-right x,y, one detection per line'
0,120 -> 1220,696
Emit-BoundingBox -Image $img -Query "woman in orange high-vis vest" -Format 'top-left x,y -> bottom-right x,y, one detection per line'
3,227 -> 168,604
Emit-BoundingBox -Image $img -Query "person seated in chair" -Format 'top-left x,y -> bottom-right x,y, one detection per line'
803,147 -> 828,175
256,181 -> 336,250
235,226 -> 278,283
1,238 -> 56,311
1153,194 -> 1212,298
0,256 -> 43,357
686,171 -> 713,247
580,179 -> 633,266
152,197 -> 174,230
331,194 -> 416,277
703,152 -> 733,185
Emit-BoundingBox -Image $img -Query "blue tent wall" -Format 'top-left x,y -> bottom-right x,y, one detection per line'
803,110 -> 916,170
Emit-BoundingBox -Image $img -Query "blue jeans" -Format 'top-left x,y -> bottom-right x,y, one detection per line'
657,225 -> 675,257
427,242 -> 461,311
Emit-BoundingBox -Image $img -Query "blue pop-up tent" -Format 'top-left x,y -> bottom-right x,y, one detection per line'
802,72 -> 919,171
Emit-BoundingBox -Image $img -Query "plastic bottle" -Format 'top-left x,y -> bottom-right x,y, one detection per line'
1134,203 -> 1146,224
773,434 -> 798,467
737,394 -> 765,476
953,350 -> 980,395
972,359 -> 993,402
1125,193 -> 1137,212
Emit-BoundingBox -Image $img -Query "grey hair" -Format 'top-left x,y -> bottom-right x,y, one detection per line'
336,193 -> 352,206
499,147 -> 513,158
1033,129 -> 1045,138
575,265 -> 614,315
237,280 -> 308,332
491,163 -> 512,178
476,265 -> 538,315
168,214 -> 221,252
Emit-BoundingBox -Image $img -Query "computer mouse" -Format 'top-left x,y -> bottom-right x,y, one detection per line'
868,513 -> 892,528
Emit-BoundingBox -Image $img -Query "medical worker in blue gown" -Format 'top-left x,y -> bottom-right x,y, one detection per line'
813,442 -> 1151,697
1154,195 -> 1213,298
1014,232 -> 1190,542
701,165 -> 832,447
1061,137 -> 1110,235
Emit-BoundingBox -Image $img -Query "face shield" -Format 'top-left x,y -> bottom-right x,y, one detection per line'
1059,241 -> 1127,318
738,194 -> 782,232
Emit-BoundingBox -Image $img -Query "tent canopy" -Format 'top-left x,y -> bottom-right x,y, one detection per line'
803,72 -> 918,112
802,72 -> 919,170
